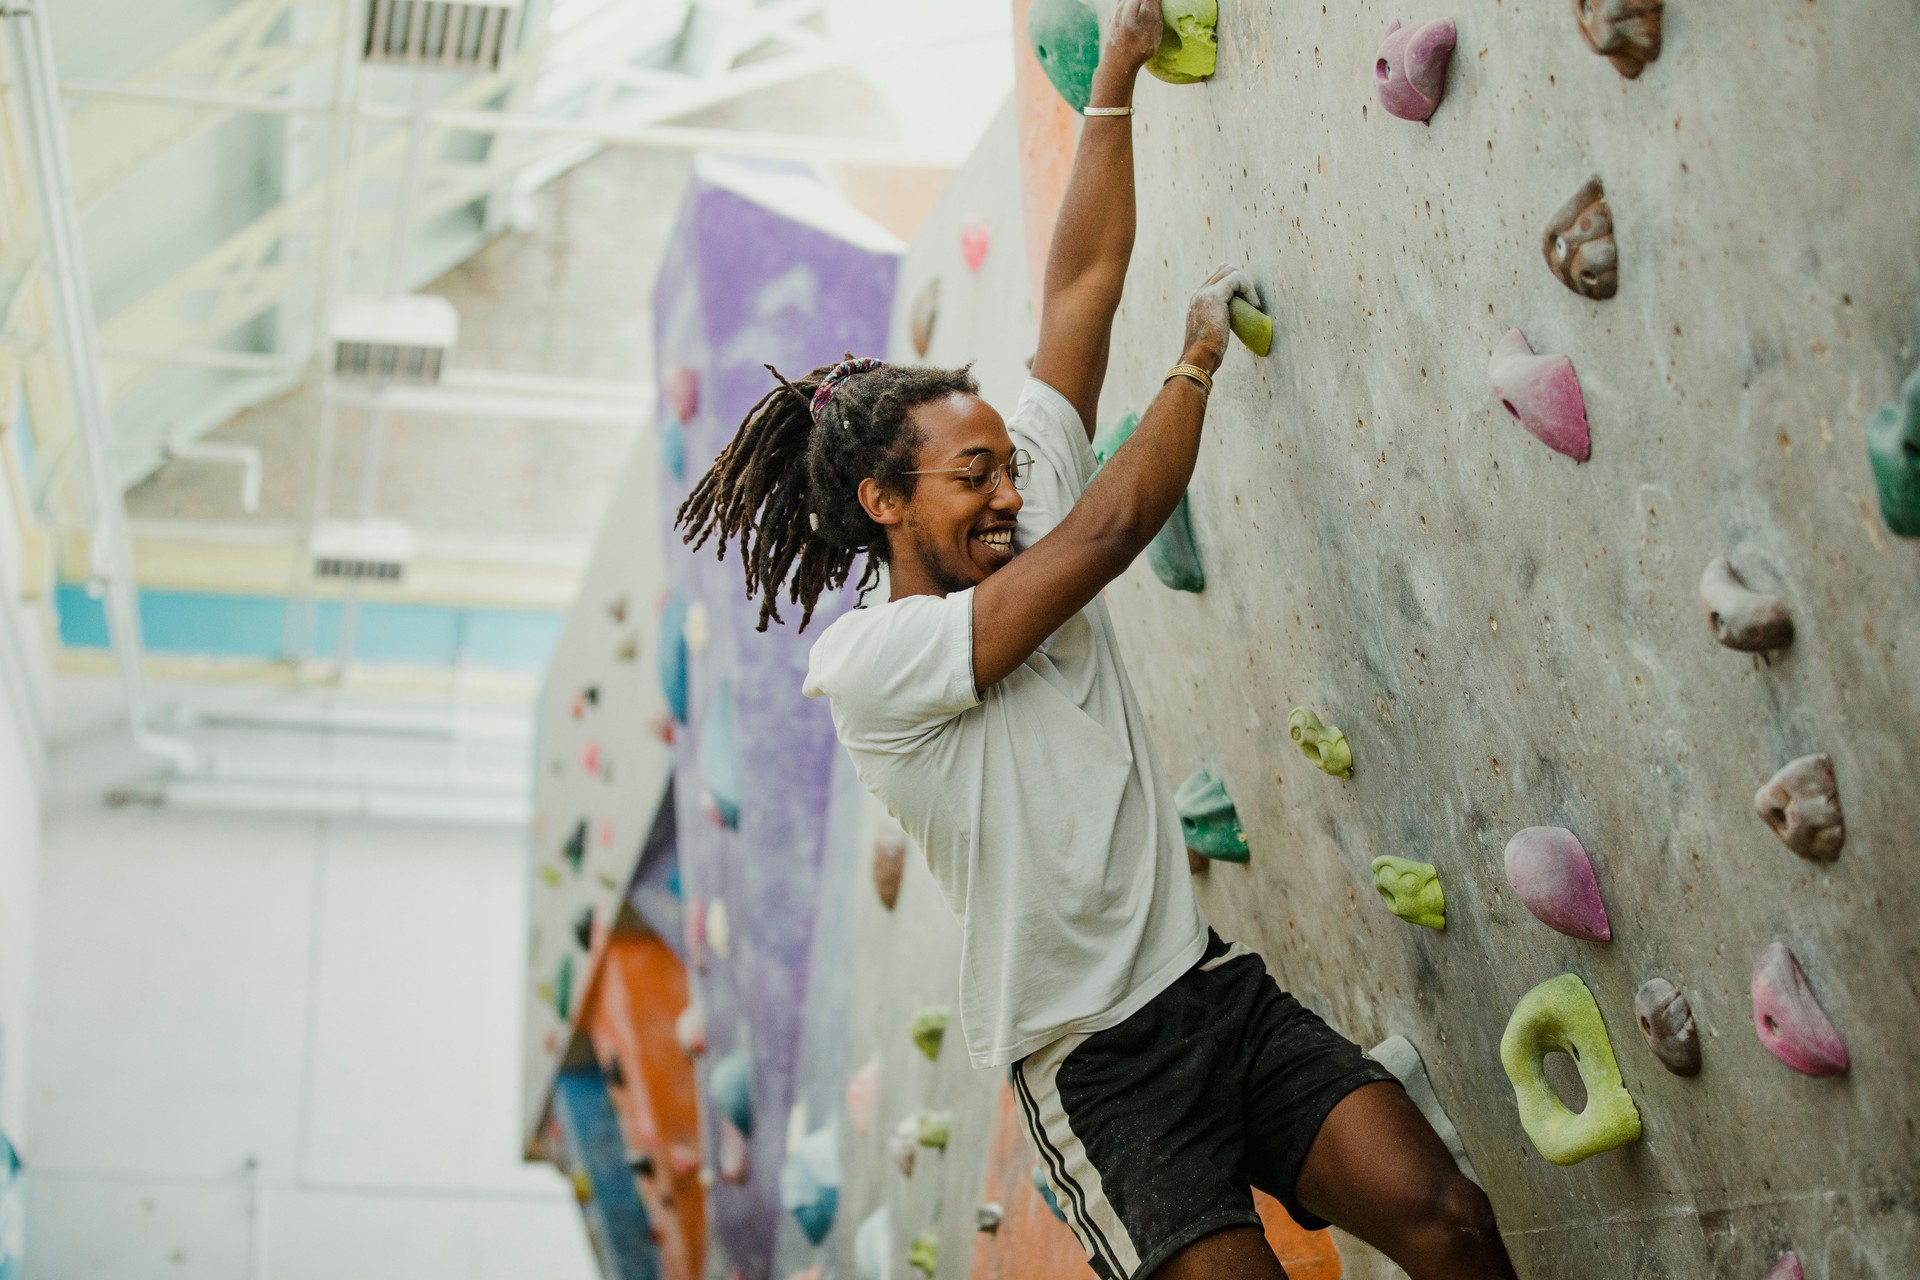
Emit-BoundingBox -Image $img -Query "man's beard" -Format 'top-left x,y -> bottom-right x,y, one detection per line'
907,520 -> 977,595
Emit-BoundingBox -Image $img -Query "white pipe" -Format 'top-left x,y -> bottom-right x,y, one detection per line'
166,440 -> 263,512
151,778 -> 531,824
164,700 -> 531,742
4,2 -> 197,772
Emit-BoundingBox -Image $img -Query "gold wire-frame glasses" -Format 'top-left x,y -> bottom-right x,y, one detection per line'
904,448 -> 1033,496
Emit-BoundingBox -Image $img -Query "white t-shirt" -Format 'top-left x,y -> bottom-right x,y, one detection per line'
802,378 -> 1209,1068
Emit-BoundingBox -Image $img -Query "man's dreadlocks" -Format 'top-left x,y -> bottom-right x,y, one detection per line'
675,359 -> 978,632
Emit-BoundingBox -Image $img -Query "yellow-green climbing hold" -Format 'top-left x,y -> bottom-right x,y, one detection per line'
1147,0 -> 1217,84
908,1228 -> 940,1277
1371,856 -> 1446,930
1288,707 -> 1352,777
1229,297 -> 1272,357
913,1110 -> 952,1149
910,1005 -> 949,1060
1500,974 -> 1642,1166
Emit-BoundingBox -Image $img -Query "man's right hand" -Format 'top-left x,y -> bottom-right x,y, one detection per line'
1183,266 -> 1261,375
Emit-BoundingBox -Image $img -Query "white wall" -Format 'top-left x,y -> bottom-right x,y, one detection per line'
23,804 -> 599,1280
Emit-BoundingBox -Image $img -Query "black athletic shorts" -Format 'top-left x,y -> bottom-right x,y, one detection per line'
1011,931 -> 1399,1279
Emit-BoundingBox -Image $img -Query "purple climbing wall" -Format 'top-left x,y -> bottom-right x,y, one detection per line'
651,155 -> 901,1279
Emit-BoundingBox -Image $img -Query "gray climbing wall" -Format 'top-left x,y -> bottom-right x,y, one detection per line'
1080,2 -> 1920,1276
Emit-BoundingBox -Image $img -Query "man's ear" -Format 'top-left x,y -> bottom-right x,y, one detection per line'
858,477 -> 906,528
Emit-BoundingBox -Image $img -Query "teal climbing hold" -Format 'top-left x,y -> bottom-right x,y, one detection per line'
1865,363 -> 1920,536
1032,1163 -> 1067,1221
658,592 -> 690,723
780,1127 -> 841,1245
910,1005 -> 950,1060
1500,974 -> 1642,1166
1090,411 -> 1205,591
1175,769 -> 1249,862
661,418 -> 686,481
1371,856 -> 1445,930
562,819 -> 586,872
1147,0 -> 1217,83
1027,0 -> 1101,113
697,682 -> 743,830
709,1048 -> 753,1136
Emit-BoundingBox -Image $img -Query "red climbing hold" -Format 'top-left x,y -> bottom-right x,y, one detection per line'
959,222 -> 990,273
1488,329 -> 1591,462
1751,941 -> 1849,1078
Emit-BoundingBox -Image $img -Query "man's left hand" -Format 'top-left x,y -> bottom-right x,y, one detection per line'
1105,0 -> 1166,77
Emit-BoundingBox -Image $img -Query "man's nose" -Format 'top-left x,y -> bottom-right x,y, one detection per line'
991,475 -> 1023,515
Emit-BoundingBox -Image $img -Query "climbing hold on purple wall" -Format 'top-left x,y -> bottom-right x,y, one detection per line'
909,278 -> 940,357
1752,941 -> 1848,1077
1027,0 -> 1102,113
1865,364 -> 1920,537
846,1057 -> 879,1136
661,418 -> 686,481
1761,1253 -> 1804,1280
873,832 -> 907,909
1700,556 -> 1794,652
1175,770 -> 1250,862
1574,0 -> 1663,79
710,1048 -> 754,1135
685,894 -> 706,965
1633,977 -> 1701,1076
706,898 -> 732,959
1372,856 -> 1446,930
697,682 -> 743,829
675,1004 -> 707,1057
684,601 -> 711,656
959,222 -> 990,274
664,367 -> 699,424
1488,328 -> 1591,462
1503,826 -> 1612,942
910,1006 -> 950,1060
1375,19 -> 1457,123
658,593 -> 690,723
780,1127 -> 841,1245
718,1120 -> 750,1185
1500,973 -> 1642,1165
908,1228 -> 939,1277
1289,707 -> 1353,777
1754,754 -> 1844,862
1542,176 -> 1618,300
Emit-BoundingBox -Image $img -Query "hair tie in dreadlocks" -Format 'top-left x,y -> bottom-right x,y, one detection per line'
810,357 -> 887,424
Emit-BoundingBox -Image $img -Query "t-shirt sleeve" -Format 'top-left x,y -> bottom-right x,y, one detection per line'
1006,377 -> 1096,546
801,589 -> 982,749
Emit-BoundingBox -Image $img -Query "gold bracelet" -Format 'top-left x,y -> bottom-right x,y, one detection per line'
1164,363 -> 1213,394
1084,105 -> 1134,117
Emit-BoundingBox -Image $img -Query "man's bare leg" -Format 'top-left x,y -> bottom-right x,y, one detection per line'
1152,1227 -> 1288,1280
1295,1082 -> 1518,1280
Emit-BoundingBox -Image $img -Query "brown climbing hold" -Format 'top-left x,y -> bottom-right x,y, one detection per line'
1542,177 -> 1618,300
1573,0 -> 1662,79
909,279 -> 939,358
1633,978 -> 1701,1076
1754,754 -> 1844,862
1699,556 -> 1794,652
873,832 -> 906,910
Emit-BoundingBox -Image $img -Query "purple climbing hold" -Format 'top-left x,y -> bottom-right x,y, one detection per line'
1751,941 -> 1848,1078
1761,1253 -> 1804,1280
1754,754 -> 1844,862
1488,329 -> 1591,462
1375,19 -> 1457,123
1503,826 -> 1611,943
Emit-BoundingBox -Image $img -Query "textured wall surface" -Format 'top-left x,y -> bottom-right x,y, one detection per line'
1075,2 -> 1920,1276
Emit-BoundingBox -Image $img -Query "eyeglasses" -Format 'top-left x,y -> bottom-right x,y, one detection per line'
904,449 -> 1033,496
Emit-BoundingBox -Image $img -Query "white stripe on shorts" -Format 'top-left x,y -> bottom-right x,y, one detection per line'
1014,1032 -> 1143,1278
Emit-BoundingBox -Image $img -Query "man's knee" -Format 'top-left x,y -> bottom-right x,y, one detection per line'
1410,1174 -> 1502,1259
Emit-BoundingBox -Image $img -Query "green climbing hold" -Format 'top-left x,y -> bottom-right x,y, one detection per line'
553,953 -> 575,1020
1288,708 -> 1352,777
1147,0 -> 1217,83
1228,297 -> 1272,357
1090,411 -> 1205,591
562,819 -> 587,871
1147,494 -> 1205,592
914,1110 -> 952,1149
908,1228 -> 940,1277
1175,769 -> 1249,862
1500,974 -> 1642,1166
910,1005 -> 950,1060
1371,856 -> 1446,930
1865,364 -> 1920,537
1028,0 -> 1102,114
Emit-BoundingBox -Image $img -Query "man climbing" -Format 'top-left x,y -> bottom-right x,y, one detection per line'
676,2 -> 1517,1276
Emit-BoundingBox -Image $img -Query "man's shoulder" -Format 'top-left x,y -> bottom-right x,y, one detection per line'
802,591 -> 973,702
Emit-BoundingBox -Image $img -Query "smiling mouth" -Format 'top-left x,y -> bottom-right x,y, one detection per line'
974,527 -> 1014,555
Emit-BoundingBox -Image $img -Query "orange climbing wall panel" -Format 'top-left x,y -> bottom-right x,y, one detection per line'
582,931 -> 705,1280
1009,0 -> 1078,306
968,1082 -> 1342,1279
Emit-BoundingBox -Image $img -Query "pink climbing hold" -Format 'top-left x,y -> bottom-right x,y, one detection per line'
675,1003 -> 707,1057
1375,19 -> 1457,123
1761,1253 -> 1804,1280
1503,826 -> 1612,942
664,367 -> 699,424
685,894 -> 706,966
845,1057 -> 879,1137
719,1120 -> 750,1185
959,222 -> 991,273
581,740 -> 602,775
1751,941 -> 1849,1078
1488,328 -> 1591,461
668,1142 -> 701,1176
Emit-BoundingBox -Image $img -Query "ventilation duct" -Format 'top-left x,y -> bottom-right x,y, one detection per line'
309,518 -> 417,582
362,0 -> 522,69
331,295 -> 458,383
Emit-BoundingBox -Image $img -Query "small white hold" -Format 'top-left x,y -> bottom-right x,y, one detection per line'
889,1116 -> 918,1177
975,1202 -> 1004,1233
684,601 -> 711,655
707,898 -> 732,959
